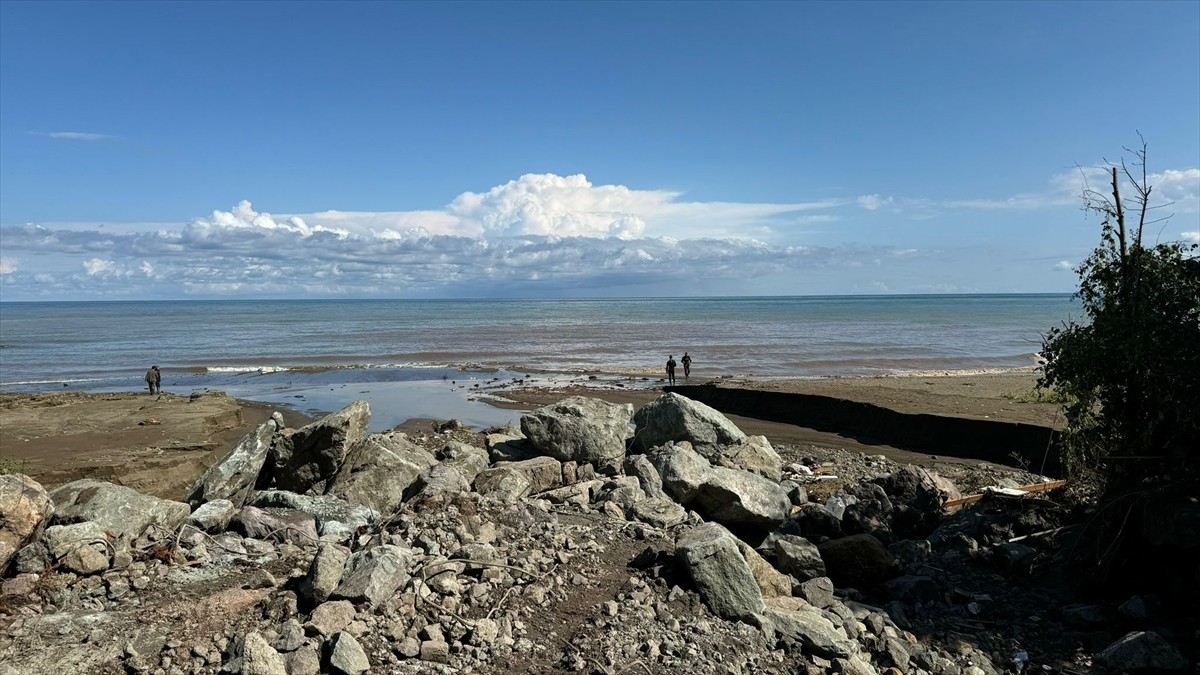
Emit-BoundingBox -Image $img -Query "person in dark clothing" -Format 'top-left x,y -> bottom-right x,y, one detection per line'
681,352 -> 692,379
145,365 -> 161,394
666,355 -> 677,386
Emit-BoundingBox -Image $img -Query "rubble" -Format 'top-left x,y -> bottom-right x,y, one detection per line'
1,392 -> 1193,674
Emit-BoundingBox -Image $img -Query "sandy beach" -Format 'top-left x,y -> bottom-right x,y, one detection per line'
0,370 -> 1060,498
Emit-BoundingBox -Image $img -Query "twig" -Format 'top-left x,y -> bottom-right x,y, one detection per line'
617,660 -> 654,675
418,558 -> 541,580
485,584 -> 517,621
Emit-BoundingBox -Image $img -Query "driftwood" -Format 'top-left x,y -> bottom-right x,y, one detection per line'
943,479 -> 1068,510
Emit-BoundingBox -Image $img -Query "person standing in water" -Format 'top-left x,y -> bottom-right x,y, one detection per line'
681,352 -> 692,379
144,365 -> 161,394
666,355 -> 677,386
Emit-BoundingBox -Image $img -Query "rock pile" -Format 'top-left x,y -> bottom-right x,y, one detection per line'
0,392 -> 1192,674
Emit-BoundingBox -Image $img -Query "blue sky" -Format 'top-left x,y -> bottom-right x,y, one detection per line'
1,1 -> 1197,300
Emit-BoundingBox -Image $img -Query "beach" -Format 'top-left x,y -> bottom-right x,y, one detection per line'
0,369 -> 1059,499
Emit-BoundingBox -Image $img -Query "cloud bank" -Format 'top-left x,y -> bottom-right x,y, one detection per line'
2,169 -> 1196,300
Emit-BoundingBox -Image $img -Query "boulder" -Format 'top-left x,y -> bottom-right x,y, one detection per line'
648,442 -> 710,504
676,522 -> 765,620
763,596 -> 857,659
44,521 -> 112,574
248,491 -> 378,540
408,443 -> 490,505
486,430 -> 539,463
627,498 -> 688,528
774,534 -> 827,582
185,418 -> 277,508
796,576 -> 837,609
734,538 -> 792,599
1095,631 -> 1187,672
520,396 -> 634,467
874,466 -> 960,538
0,473 -> 54,572
241,631 -> 288,675
325,431 -> 437,516
793,502 -> 844,542
299,543 -> 349,604
632,392 -> 747,454
650,443 -> 789,532
328,632 -> 370,674
721,435 -> 783,481
694,466 -> 791,531
474,456 -> 563,502
308,600 -> 356,636
818,534 -> 895,588
271,401 -> 370,494
885,575 -> 940,605
332,544 -> 413,606
234,506 -> 319,546
187,499 -> 237,533
623,454 -> 666,499
49,479 -> 190,540
594,477 -> 646,511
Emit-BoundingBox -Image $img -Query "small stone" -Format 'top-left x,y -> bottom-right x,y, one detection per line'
603,601 -> 619,617
307,600 -> 356,637
328,632 -> 370,674
397,636 -> 421,657
420,640 -> 450,664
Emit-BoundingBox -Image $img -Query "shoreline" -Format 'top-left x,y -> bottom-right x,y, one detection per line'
0,367 -> 1059,499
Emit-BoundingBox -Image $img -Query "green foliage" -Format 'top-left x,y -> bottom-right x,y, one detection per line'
0,456 -> 28,476
1039,150 -> 1200,497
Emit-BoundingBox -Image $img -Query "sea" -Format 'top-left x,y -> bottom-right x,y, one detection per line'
0,294 -> 1079,431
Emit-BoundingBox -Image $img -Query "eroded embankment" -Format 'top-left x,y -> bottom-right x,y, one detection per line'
667,384 -> 1062,475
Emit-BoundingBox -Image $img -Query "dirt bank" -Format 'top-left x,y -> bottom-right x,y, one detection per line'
0,391 -> 311,500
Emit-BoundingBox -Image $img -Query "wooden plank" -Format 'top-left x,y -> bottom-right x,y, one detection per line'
943,479 -> 1068,509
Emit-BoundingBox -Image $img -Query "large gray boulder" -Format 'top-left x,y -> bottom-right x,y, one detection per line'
186,418 -> 278,508
408,443 -> 491,505
186,499 -> 237,533
299,543 -> 349,604
649,442 -> 790,531
697,466 -> 791,531
49,479 -> 190,540
234,506 -> 319,546
763,596 -> 857,659
632,392 -> 747,454
0,474 -> 54,572
325,431 -> 437,516
623,454 -> 665,499
676,522 -> 765,620
271,401 -> 370,494
248,490 -> 378,540
774,534 -> 828,582
474,456 -> 563,503
722,435 -> 783,481
241,631 -> 288,675
332,544 -> 413,606
520,396 -> 634,467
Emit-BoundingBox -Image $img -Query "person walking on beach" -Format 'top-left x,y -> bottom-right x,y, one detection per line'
666,355 -> 677,386
144,365 -> 161,394
681,352 -> 692,379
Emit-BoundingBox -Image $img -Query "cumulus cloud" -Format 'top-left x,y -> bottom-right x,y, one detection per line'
0,257 -> 18,275
1053,260 -> 1073,271
83,258 -> 118,275
1182,231 -> 1199,244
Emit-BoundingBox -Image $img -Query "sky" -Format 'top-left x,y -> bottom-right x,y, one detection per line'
0,1 -> 1197,301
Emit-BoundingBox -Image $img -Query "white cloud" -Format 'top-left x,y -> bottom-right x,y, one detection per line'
1182,231 -> 1199,244
38,131 -> 117,141
83,258 -> 117,275
1053,260 -> 1073,271
857,194 -> 894,211
0,257 -> 17,274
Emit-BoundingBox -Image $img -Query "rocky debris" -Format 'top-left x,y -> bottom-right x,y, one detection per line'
185,417 -> 277,508
1,393 -> 1191,675
0,473 -> 54,571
